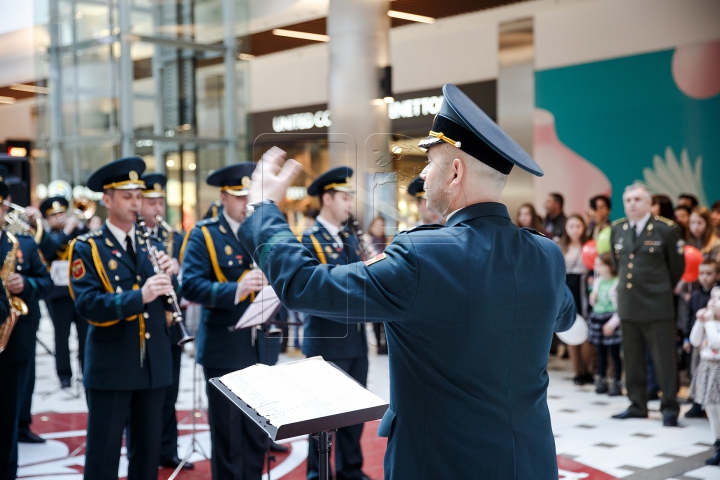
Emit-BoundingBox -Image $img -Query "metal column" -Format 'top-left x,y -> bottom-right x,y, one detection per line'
118,0 -> 135,156
223,0 -> 237,165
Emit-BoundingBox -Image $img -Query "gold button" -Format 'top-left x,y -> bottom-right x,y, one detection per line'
629,254 -> 635,260
627,282 -> 632,289
627,273 -> 633,279
649,247 -> 654,253
145,333 -> 151,339
144,312 -> 149,318
628,263 -> 633,269
115,275 -> 120,281
137,275 -> 142,281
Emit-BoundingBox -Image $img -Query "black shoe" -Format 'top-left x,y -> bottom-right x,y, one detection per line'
612,409 -> 648,420
662,414 -> 679,427
377,346 -> 388,355
706,440 -> 720,465
336,473 -> 372,480
608,380 -> 623,397
647,391 -> 660,401
595,378 -> 608,394
572,375 -> 584,385
582,373 -> 595,384
269,440 -> 289,453
159,456 -> 194,469
685,403 -> 707,418
60,378 -> 71,389
18,429 -> 46,444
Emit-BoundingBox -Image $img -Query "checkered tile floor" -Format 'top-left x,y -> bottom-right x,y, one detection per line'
17,315 -> 718,479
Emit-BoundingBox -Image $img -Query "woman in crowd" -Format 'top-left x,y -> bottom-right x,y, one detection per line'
516,203 -> 545,232
560,214 -> 594,385
652,194 -> 674,220
587,195 -> 611,239
689,207 -> 720,263
675,205 -> 692,242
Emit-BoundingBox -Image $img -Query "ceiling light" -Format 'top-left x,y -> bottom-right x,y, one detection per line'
0,96 -> 16,105
238,53 -> 255,61
383,96 -> 394,104
272,29 -> 329,42
188,163 -> 196,171
166,160 -> 175,168
388,10 -> 435,24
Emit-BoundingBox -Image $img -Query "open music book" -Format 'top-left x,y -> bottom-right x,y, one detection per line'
210,356 -> 388,440
233,285 -> 283,330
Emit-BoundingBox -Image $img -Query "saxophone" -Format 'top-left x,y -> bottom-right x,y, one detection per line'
0,232 -> 30,353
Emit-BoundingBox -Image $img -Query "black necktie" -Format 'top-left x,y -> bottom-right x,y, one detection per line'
125,234 -> 137,263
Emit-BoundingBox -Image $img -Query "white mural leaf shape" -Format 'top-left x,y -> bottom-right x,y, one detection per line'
643,146 -> 707,206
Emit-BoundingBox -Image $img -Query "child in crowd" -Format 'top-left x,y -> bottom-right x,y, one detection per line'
688,288 -> 720,465
587,253 -> 622,396
684,260 -> 720,418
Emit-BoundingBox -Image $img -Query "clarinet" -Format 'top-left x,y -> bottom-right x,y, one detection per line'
348,214 -> 367,261
136,215 -> 194,346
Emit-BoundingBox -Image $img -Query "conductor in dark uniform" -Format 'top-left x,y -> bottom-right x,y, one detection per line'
0,179 -> 53,480
301,167 -> 369,480
37,196 -> 89,388
407,176 -> 442,227
238,84 -> 576,479
610,183 -> 685,426
139,173 -> 193,470
69,157 -> 178,480
180,163 -> 278,480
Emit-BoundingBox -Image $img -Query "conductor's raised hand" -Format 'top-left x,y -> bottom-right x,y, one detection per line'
248,146 -> 303,204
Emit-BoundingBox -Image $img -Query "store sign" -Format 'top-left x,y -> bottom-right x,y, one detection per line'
272,110 -> 332,132
387,95 -> 444,120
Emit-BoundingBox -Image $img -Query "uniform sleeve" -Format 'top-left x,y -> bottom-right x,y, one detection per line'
37,230 -> 61,262
69,241 -> 145,322
0,279 -> 9,325
18,239 -> 53,302
179,227 -> 238,309
554,285 -> 577,333
665,224 -> 685,286
239,204 -> 418,322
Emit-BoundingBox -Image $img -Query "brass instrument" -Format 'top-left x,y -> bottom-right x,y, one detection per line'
0,232 -> 29,353
2,201 -> 43,243
136,215 -> 194,346
71,197 -> 96,221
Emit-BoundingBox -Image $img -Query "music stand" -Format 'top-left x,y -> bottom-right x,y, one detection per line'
210,357 -> 388,480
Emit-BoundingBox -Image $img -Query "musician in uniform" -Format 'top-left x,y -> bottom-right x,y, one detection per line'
68,157 -> 178,480
407,176 -> 443,227
0,179 -> 53,479
139,172 -> 193,470
180,162 -> 278,480
300,166 -> 370,480
238,84 -> 576,479
37,196 -> 89,388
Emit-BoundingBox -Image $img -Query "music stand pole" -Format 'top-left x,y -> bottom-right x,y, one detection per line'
317,430 -> 332,480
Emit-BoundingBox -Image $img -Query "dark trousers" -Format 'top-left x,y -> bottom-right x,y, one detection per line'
46,295 -> 87,381
160,343 -> 182,461
621,319 -> 679,417
84,387 -> 165,480
597,344 -> 622,381
0,361 -> 30,480
204,366 -> 266,480
308,356 -> 369,480
18,355 -> 35,432
646,347 -> 660,394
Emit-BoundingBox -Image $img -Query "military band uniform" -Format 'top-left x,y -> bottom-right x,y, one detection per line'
180,163 -> 278,480
69,158 -> 175,480
0,226 -> 53,480
38,196 -> 89,386
610,214 -> 685,419
301,217 -> 368,480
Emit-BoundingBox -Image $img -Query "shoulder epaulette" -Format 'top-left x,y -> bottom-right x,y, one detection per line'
521,227 -> 546,237
654,215 -> 675,227
398,223 -> 444,235
75,229 -> 101,243
611,217 -> 627,227
194,217 -> 218,228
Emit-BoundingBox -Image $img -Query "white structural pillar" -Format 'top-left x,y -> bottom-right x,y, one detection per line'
327,0 -> 391,224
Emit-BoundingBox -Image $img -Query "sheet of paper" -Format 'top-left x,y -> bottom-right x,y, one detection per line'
234,285 -> 282,330
219,357 -> 387,427
50,261 -> 69,286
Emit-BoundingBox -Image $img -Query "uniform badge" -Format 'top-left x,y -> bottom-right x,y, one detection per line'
224,245 -> 233,255
365,253 -> 386,266
623,224 -> 628,230
112,249 -> 122,258
105,238 -> 114,247
323,233 -> 331,241
677,239 -> 685,254
108,259 -> 118,270
236,254 -> 243,262
647,223 -> 653,231
129,170 -> 139,181
325,246 -> 332,254
219,225 -> 227,234
138,237 -> 145,245
71,259 -> 86,280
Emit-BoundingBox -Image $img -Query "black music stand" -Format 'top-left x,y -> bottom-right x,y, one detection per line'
209,359 -> 388,480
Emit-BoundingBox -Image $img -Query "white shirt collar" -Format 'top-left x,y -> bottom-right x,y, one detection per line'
106,220 -> 136,251
316,215 -> 343,245
223,210 -> 241,238
630,212 -> 652,234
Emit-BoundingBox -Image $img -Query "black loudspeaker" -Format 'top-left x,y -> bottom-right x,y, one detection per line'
0,153 -> 32,207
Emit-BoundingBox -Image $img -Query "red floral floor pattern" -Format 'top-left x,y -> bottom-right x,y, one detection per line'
21,411 -> 616,479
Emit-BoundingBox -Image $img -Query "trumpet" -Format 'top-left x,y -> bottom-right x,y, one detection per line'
2,200 -> 43,243
136,215 -> 194,346
71,197 -> 96,221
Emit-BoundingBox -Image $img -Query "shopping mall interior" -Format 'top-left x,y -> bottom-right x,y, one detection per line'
0,0 -> 719,479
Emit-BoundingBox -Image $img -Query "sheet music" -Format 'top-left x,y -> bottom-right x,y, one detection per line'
219,357 -> 387,427
234,285 -> 282,330
50,260 -> 69,286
